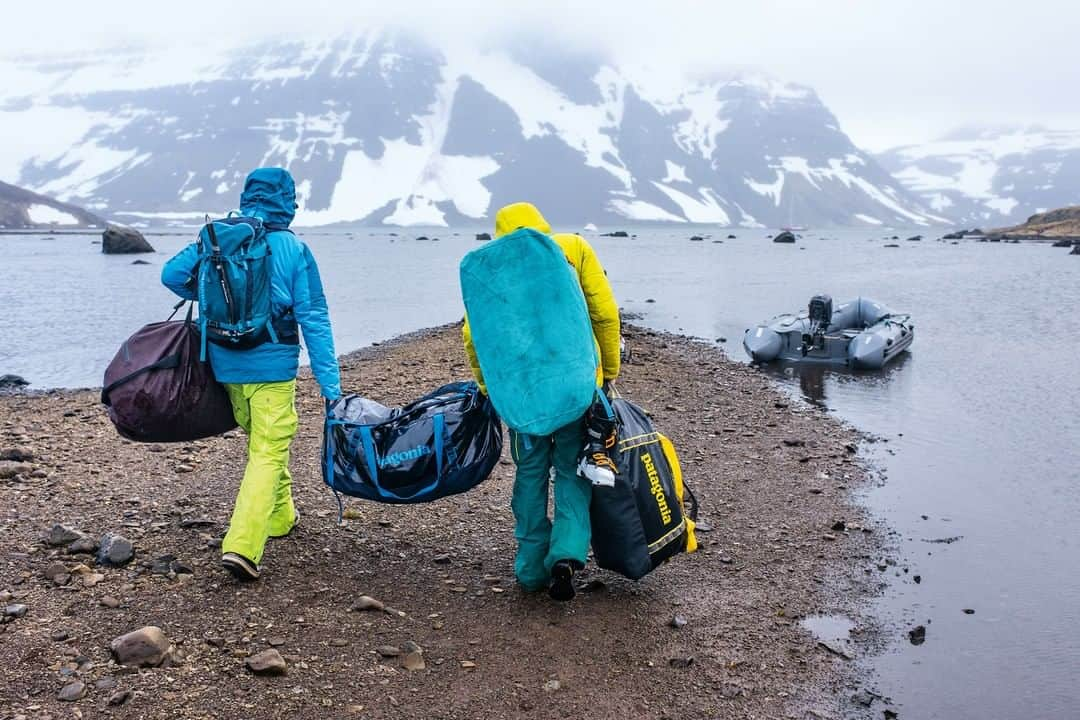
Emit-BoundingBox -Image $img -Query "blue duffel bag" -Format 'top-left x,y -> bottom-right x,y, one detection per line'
323,381 -> 503,505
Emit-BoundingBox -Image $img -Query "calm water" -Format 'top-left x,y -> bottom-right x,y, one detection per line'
5,228 -> 1079,718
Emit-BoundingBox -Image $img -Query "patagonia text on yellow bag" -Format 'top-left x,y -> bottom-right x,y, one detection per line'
659,433 -> 697,553
589,397 -> 698,580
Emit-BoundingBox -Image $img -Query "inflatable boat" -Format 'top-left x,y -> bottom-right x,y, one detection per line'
743,296 -> 913,369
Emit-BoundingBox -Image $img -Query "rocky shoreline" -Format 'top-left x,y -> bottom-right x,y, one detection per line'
1,324 -> 887,719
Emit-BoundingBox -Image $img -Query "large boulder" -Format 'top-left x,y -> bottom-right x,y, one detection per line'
773,231 -> 796,244
97,533 -> 135,566
110,626 -> 173,667
102,225 -> 154,254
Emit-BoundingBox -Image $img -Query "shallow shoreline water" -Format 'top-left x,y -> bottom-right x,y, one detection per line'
0,323 -> 884,719
7,227 -> 1079,719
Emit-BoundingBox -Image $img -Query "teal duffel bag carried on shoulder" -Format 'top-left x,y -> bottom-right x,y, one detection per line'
459,227 -> 598,436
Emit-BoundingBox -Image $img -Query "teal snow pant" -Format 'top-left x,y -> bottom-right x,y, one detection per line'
508,418 -> 592,591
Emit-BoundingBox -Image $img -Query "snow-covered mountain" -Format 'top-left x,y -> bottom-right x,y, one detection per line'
1,32 -> 942,228
878,126 -> 1080,226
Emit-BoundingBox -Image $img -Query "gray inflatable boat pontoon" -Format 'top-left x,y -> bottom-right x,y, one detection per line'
743,295 -> 914,369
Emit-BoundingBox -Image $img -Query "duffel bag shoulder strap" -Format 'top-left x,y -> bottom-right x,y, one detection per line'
353,413 -> 447,502
101,352 -> 182,406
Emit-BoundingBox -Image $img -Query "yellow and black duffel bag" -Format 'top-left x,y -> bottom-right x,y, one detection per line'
590,396 -> 698,579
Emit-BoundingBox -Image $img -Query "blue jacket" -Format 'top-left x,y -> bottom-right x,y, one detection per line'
162,168 -> 341,399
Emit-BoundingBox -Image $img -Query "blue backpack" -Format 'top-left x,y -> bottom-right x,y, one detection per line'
195,216 -> 281,360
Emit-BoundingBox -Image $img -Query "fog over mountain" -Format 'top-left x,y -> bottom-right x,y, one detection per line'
1,32 -> 944,228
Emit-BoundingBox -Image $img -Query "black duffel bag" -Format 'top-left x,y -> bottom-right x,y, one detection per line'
101,303 -> 238,442
323,381 -> 503,505
590,396 -> 699,580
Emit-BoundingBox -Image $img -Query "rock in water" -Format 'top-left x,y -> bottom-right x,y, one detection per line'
0,374 -> 29,390
97,534 -> 134,566
246,649 -> 287,676
906,235 -> 923,242
1071,244 -> 1080,255
908,625 -> 927,646
110,626 -> 173,667
102,225 -> 154,254
475,232 -> 492,241
773,231 -> 796,243
601,230 -> 629,237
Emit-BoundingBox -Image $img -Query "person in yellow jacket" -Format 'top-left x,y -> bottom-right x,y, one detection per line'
462,202 -> 620,600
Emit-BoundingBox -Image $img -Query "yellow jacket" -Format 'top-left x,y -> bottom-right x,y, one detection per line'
462,202 -> 621,394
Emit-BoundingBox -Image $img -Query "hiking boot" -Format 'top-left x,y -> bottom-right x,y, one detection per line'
548,560 -> 577,602
578,395 -> 618,487
577,421 -> 618,487
577,451 -> 617,487
221,552 -> 260,581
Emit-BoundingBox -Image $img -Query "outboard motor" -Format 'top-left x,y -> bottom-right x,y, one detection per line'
801,294 -> 833,355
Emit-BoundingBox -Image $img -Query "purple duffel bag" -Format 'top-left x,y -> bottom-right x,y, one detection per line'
102,303 -> 237,442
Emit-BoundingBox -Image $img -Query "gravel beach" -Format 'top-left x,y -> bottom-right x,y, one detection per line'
0,323 -> 884,719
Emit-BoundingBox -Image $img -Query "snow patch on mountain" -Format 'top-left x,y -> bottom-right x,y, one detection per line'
610,198 -> 685,222
1,33 -> 942,228
662,161 -> 690,184
26,204 -> 78,225
880,126 -> 1080,225
652,183 -> 731,224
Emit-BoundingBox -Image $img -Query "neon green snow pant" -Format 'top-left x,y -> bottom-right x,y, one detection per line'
508,418 -> 592,591
221,380 -> 299,565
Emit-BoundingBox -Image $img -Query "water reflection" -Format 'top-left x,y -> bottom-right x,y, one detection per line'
757,351 -> 914,406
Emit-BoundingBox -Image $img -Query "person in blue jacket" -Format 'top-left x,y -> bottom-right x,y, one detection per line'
162,167 -> 341,581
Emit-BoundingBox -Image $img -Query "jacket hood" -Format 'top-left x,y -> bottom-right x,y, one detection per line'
239,167 -> 297,227
494,202 -> 551,238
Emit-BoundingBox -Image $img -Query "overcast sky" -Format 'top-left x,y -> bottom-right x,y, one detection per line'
4,0 -> 1078,150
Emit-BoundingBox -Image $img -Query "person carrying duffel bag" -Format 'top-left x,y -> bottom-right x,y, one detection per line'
161,167 -> 342,582
590,391 -> 698,580
459,201 -> 621,601
102,301 -> 237,442
323,381 -> 502,506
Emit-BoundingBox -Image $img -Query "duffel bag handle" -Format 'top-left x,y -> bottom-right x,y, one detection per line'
353,414 -> 447,501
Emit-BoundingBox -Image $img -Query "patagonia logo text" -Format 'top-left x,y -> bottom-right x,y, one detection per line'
641,452 -> 672,524
378,445 -> 431,468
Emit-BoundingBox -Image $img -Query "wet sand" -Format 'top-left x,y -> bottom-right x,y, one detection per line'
0,323 -> 884,719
